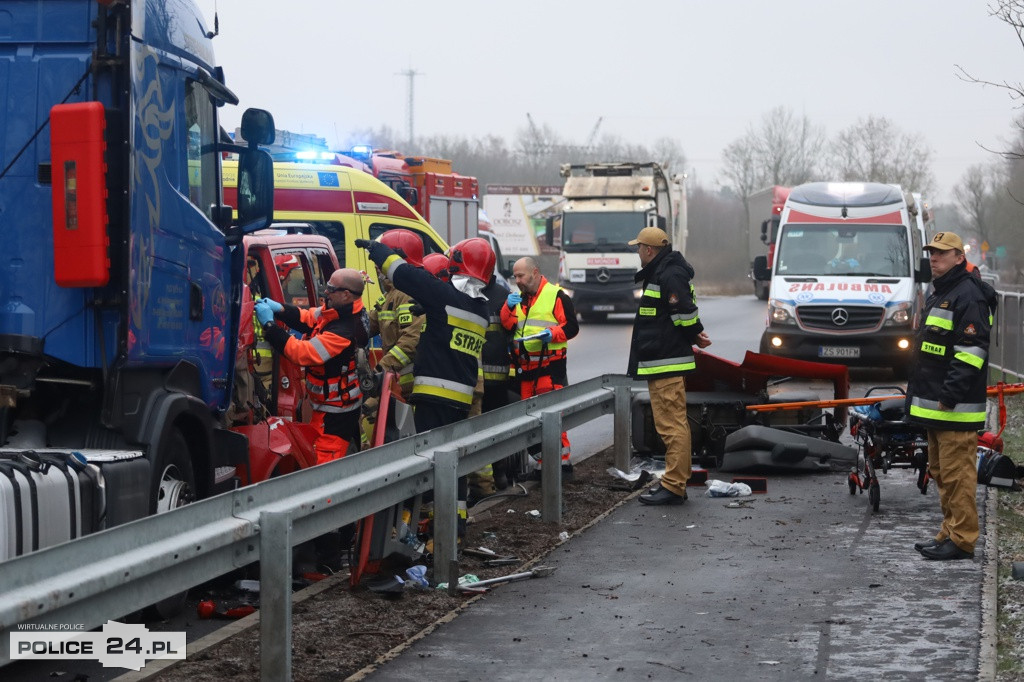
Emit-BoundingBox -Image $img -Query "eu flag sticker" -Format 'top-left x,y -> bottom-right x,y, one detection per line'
317,172 -> 339,187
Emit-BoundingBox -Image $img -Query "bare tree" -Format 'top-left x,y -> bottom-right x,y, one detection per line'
756,106 -> 825,186
721,131 -> 764,237
827,115 -> 935,194
953,163 -> 1000,246
720,106 -> 825,236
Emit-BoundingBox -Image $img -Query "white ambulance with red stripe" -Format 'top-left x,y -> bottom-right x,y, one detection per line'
760,182 -> 931,374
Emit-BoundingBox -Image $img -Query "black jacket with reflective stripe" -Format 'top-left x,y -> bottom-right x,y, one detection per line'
627,248 -> 704,380
481,276 -> 512,385
906,261 -> 997,431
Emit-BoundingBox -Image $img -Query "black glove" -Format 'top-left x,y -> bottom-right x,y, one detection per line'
354,239 -> 372,249
410,303 -> 425,316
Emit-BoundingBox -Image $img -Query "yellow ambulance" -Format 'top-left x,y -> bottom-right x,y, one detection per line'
223,161 -> 450,304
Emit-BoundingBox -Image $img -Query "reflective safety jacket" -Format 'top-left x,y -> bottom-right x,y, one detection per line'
369,243 -> 488,410
907,261 -> 997,431
627,248 -> 703,379
369,285 -> 424,395
481,276 -> 512,385
500,276 -> 578,374
264,300 -> 369,413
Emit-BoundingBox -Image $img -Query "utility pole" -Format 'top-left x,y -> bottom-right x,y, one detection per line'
397,68 -> 423,145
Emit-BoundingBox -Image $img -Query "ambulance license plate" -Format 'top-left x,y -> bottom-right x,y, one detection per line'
818,346 -> 860,359
593,305 -> 615,312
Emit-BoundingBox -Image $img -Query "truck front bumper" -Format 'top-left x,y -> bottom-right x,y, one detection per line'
560,283 -> 639,314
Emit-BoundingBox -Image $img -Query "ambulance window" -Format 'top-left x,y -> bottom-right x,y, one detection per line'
310,221 -> 346,267
369,223 -> 443,256
183,80 -> 219,223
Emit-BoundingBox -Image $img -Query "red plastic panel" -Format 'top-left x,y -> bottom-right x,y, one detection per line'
50,102 -> 110,287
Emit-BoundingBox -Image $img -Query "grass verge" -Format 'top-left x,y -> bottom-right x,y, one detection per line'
994,392 -> 1024,679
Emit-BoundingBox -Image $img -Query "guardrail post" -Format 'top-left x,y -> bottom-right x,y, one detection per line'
433,447 -> 460,586
260,510 -> 292,682
613,384 -> 631,473
541,410 -> 563,524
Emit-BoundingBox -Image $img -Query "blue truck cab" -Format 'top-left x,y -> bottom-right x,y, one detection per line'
0,0 -> 274,520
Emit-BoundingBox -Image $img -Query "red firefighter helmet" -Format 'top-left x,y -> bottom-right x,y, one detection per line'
447,237 -> 495,283
378,229 -> 424,267
422,253 -> 452,281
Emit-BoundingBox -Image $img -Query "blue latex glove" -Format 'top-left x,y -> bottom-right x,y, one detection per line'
254,300 -> 275,326
506,292 -> 522,309
263,298 -> 283,313
538,328 -> 553,343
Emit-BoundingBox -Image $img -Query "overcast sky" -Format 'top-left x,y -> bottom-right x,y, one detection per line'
194,1 -> 1024,203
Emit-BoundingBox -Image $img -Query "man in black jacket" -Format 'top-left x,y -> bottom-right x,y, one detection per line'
627,227 -> 711,505
908,231 -> 997,561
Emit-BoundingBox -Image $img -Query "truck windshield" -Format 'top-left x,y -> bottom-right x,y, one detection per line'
561,212 -> 647,252
775,224 -> 910,277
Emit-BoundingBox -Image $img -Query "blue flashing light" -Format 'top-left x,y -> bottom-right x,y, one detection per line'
351,145 -> 372,157
295,150 -> 318,160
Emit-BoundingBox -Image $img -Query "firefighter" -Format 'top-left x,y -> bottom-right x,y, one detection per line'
500,256 -> 579,479
362,230 -> 427,448
356,236 -> 494,530
627,227 -> 711,506
254,267 -> 369,464
483,272 -> 516,487
467,271 -> 513,497
422,253 -> 452,281
909,231 -> 998,560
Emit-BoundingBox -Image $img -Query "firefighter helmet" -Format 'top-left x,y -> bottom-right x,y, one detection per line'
447,237 -> 495,283
422,253 -> 451,281
378,229 -> 424,267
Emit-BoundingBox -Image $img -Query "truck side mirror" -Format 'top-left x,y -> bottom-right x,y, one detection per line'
545,216 -> 554,247
236,148 -> 274,233
760,219 -> 770,244
240,108 -> 275,147
753,255 -> 770,281
916,256 -> 932,283
656,215 -> 667,229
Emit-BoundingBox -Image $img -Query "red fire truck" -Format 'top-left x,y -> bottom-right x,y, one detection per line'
748,185 -> 791,300
343,147 -> 480,246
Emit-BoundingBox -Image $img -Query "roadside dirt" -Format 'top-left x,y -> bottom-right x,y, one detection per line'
155,448 -> 638,681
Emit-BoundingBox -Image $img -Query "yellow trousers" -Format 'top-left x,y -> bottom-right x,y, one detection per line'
927,429 -> 979,552
649,375 -> 690,497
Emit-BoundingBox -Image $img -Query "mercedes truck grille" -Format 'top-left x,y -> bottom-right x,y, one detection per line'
797,305 -> 883,331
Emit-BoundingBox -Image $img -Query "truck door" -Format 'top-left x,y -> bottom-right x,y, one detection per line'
131,74 -> 230,408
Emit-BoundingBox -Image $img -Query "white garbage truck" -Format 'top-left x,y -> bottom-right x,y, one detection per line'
546,162 -> 685,322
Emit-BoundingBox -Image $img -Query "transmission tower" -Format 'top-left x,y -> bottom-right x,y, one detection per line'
396,68 -> 423,145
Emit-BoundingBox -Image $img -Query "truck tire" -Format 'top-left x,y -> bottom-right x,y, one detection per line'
146,428 -> 196,620
754,280 -> 769,301
151,428 -> 196,514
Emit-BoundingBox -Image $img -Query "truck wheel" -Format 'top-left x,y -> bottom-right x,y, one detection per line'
152,429 -> 196,514
755,281 -> 769,301
146,428 -> 196,620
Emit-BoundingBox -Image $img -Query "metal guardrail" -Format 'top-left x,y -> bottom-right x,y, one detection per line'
0,374 -> 637,680
992,290 -> 1023,381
